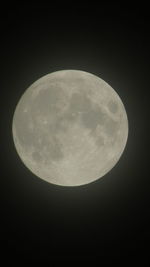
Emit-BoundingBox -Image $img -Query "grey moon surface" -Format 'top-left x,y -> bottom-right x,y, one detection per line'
12,70 -> 128,186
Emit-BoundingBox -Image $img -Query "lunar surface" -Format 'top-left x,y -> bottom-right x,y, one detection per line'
12,70 -> 128,186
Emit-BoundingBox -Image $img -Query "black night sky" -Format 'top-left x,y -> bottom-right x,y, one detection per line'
0,5 -> 149,264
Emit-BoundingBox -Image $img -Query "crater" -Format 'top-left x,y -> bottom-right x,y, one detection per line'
31,86 -> 62,117
95,135 -> 105,147
48,115 -> 70,134
13,108 -> 36,147
108,100 -> 118,113
36,135 -> 49,148
32,151 -> 42,162
81,106 -> 106,130
64,111 -> 78,123
69,92 -> 92,113
46,137 -> 64,162
104,117 -> 119,137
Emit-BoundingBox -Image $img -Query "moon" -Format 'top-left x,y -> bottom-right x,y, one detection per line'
12,70 -> 128,186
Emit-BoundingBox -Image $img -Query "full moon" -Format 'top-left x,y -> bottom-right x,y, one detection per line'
12,70 -> 128,186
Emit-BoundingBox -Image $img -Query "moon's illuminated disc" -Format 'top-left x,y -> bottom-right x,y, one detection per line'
12,70 -> 128,186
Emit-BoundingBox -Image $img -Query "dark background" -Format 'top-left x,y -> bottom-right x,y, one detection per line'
0,4 -> 149,263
